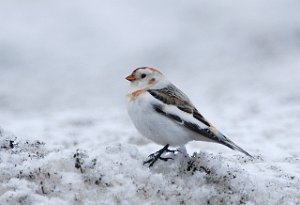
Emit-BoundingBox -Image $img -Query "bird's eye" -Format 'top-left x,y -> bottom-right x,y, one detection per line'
141,74 -> 146,78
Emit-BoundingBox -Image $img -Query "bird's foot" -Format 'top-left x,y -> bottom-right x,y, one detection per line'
143,144 -> 175,167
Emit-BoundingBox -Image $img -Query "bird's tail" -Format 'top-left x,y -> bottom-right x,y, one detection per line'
221,137 -> 253,157
215,131 -> 253,157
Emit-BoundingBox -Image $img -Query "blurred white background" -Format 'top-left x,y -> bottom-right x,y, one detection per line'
1,0 -> 299,111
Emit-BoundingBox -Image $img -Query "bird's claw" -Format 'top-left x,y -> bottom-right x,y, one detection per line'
143,144 -> 176,167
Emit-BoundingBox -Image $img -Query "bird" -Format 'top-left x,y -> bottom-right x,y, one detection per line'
125,67 -> 252,167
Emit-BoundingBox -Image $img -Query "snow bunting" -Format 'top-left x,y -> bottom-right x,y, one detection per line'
126,67 -> 252,167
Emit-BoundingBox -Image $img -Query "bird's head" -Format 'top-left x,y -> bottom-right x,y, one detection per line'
125,67 -> 165,89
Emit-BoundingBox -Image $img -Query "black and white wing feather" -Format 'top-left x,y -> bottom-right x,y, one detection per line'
148,84 -> 252,157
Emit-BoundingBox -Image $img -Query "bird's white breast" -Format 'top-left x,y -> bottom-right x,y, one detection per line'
126,91 -> 193,146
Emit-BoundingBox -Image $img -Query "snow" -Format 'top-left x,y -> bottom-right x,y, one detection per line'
1,0 -> 300,204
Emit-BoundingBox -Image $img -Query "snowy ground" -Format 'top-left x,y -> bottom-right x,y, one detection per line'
1,1 -> 300,204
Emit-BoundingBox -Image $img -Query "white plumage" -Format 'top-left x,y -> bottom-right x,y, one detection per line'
127,91 -> 196,146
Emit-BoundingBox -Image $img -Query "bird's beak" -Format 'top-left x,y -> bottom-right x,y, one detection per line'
125,75 -> 136,81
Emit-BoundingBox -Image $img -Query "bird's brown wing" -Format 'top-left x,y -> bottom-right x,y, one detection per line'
148,85 -> 211,127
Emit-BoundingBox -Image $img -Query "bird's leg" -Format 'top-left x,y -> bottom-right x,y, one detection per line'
143,144 -> 174,167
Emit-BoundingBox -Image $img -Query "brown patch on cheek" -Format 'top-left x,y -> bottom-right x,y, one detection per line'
148,78 -> 156,84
